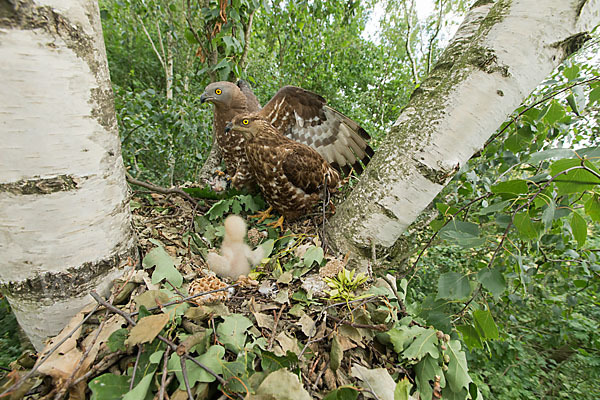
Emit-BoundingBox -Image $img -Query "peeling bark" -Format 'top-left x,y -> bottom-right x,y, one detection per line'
327,0 -> 600,271
0,0 -> 138,349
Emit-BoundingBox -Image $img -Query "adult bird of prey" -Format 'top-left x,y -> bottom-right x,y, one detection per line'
200,81 -> 374,190
226,114 -> 340,228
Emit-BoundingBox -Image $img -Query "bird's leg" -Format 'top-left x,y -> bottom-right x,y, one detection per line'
215,169 -> 226,177
250,206 -> 273,223
266,215 -> 285,231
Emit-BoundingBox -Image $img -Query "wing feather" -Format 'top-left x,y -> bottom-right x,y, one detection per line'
258,86 -> 373,174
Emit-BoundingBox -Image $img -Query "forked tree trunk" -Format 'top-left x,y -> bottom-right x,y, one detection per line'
0,0 -> 138,350
328,0 -> 600,270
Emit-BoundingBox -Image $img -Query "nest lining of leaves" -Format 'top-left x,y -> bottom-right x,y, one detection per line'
2,191 -> 463,400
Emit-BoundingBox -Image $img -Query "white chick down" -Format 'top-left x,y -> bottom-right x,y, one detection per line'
206,215 -> 264,279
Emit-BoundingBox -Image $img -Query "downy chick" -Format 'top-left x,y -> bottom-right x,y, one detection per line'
206,215 -> 264,279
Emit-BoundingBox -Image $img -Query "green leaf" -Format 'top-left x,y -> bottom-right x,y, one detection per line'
513,212 -> 539,240
260,239 -> 275,259
402,328 -> 439,361
107,328 -> 128,352
550,159 -> 600,194
457,325 -> 483,349
437,272 -> 472,300
168,345 -> 225,388
542,200 -> 555,230
589,86 -> 600,104
143,246 -> 183,288
123,369 -> 155,400
414,355 -> 444,400
207,199 -> 232,220
544,101 -> 566,125
479,200 -> 511,215
303,245 -> 324,267
439,221 -> 484,248
570,212 -> 587,248
323,387 -> 359,400
566,93 -> 580,116
444,340 -> 472,393
473,310 -> 499,340
477,267 -> 506,297
387,325 -> 420,354
491,179 -> 529,195
89,373 -> 130,400
394,378 -> 413,400
184,30 -> 198,44
260,351 -> 298,372
584,194 -> 600,222
216,314 -> 253,352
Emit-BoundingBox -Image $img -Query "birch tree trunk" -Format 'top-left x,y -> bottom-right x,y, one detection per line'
0,0 -> 138,350
327,0 -> 600,270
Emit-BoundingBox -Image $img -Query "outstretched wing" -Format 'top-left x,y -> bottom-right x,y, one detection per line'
259,86 -> 374,175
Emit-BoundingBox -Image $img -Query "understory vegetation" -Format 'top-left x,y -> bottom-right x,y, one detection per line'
1,1 -> 599,399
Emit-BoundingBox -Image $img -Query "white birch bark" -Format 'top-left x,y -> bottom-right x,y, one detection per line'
0,0 -> 138,350
328,0 -> 600,270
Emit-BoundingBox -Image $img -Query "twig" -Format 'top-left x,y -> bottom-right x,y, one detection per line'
267,304 -> 286,351
125,172 -> 198,206
239,9 -> 256,71
130,283 -> 239,316
180,355 -> 194,400
297,296 -> 380,360
55,309 -> 111,399
486,76 -> 600,146
89,292 -> 244,400
130,345 -> 143,390
158,347 -> 171,400
327,315 -> 388,332
0,304 -> 100,398
404,193 -> 492,281
71,350 -> 126,386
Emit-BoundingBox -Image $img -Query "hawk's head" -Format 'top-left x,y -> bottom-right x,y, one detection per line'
226,114 -> 272,140
200,81 -> 240,108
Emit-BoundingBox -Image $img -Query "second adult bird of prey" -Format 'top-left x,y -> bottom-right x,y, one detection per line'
226,114 -> 340,228
200,81 -> 374,189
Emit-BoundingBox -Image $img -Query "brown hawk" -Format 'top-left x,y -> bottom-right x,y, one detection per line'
200,81 -> 373,189
225,114 -> 340,224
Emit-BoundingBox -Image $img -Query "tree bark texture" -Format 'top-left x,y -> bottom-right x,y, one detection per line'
327,0 -> 600,271
0,0 -> 138,350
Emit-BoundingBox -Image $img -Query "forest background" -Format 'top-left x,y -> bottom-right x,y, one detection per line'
1,0 -> 599,399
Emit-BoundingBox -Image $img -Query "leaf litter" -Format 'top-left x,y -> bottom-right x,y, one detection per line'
2,192 -> 471,400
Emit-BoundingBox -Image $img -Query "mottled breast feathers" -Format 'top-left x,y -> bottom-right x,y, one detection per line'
227,115 -> 340,220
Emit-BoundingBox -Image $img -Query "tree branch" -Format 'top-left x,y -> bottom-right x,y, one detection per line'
138,17 -> 166,70
125,172 -> 199,206
402,0 -> 419,84
239,9 -> 256,71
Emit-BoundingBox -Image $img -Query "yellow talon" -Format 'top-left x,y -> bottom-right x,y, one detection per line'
215,169 -> 226,177
266,215 -> 285,231
250,206 -> 273,223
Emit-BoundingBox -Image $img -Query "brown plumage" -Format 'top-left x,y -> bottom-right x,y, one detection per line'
226,114 -> 340,220
200,82 -> 373,190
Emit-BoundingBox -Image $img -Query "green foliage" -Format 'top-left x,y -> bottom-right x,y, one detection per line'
142,244 -> 183,287
323,268 -> 369,302
406,51 -> 600,399
0,299 -> 21,368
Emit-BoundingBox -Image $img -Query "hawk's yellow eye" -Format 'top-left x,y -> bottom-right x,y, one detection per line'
215,88 -> 222,95
242,119 -> 249,125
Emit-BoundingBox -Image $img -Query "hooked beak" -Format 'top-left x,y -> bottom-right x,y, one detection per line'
200,93 -> 212,104
225,122 -> 233,133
